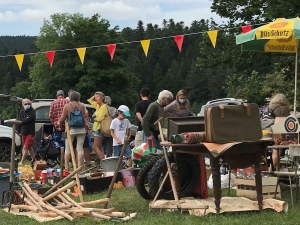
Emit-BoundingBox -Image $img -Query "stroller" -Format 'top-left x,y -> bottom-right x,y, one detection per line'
32,124 -> 64,168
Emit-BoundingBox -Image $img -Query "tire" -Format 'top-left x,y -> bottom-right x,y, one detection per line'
0,143 -> 12,162
136,155 -> 162,200
148,154 -> 200,200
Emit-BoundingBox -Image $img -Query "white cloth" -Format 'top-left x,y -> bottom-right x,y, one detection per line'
110,118 -> 131,146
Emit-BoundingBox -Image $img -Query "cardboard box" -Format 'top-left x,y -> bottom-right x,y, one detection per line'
33,160 -> 47,170
235,177 -> 280,199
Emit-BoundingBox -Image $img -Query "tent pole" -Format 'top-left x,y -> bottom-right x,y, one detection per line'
294,39 -> 299,115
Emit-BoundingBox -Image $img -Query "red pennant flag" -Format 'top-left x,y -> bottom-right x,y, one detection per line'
45,51 -> 56,68
106,44 -> 116,61
241,25 -> 252,34
173,35 -> 184,52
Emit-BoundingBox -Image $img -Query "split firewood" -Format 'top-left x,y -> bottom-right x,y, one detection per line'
104,212 -> 125,218
77,198 -> 109,207
39,212 -> 59,218
10,204 -> 38,212
23,182 -> 74,221
42,181 -> 76,202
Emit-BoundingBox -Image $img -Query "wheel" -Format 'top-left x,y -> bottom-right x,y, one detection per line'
0,143 -> 12,162
136,155 -> 162,200
148,154 -> 200,200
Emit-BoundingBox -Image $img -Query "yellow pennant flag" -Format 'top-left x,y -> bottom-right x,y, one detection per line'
15,54 -> 24,71
207,30 -> 218,48
76,47 -> 86,65
140,39 -> 151,57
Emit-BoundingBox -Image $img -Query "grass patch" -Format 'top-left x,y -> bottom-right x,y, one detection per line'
0,187 -> 298,225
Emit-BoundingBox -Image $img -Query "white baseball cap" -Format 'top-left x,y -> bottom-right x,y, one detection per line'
118,105 -> 131,117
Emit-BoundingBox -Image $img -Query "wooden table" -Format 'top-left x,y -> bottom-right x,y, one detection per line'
161,140 -> 273,213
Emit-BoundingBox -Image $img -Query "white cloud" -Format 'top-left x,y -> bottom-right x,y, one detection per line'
0,0 -> 224,35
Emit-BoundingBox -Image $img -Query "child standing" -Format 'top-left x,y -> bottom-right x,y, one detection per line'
110,105 -> 132,167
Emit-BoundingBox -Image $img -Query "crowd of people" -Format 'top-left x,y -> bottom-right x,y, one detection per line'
16,87 -> 193,171
16,87 -> 292,173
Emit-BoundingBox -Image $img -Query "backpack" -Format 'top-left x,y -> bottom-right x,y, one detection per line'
69,103 -> 84,128
262,105 -> 281,119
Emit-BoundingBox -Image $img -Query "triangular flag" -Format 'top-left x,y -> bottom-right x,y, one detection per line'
45,51 -> 56,68
107,44 -> 116,61
173,35 -> 184,52
140,40 -> 151,57
241,25 -> 252,34
76,48 -> 86,65
207,30 -> 218,48
15,54 -> 24,71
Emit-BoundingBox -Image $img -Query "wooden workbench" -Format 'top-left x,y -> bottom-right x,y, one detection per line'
160,140 -> 273,213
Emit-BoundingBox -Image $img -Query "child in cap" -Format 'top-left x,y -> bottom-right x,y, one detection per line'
110,105 -> 132,167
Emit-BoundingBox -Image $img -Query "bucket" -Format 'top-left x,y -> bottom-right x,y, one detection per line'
120,168 -> 136,187
101,157 -> 123,172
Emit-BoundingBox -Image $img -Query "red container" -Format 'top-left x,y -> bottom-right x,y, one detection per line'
41,171 -> 47,184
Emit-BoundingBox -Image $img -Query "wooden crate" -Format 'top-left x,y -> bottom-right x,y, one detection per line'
235,177 -> 281,199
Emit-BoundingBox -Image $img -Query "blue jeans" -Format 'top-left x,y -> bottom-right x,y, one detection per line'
113,145 -> 132,158
142,131 -> 161,150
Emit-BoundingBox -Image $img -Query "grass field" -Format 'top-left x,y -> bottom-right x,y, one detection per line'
0,186 -> 298,225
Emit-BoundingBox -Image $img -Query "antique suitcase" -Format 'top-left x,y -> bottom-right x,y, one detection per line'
204,103 -> 262,143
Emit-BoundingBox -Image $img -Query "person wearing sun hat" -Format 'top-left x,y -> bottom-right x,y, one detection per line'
110,105 -> 132,167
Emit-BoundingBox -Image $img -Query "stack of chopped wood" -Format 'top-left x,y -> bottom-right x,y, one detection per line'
11,181 -> 132,221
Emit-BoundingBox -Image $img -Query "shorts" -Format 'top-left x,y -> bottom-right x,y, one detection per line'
94,130 -> 104,139
22,135 -> 35,148
113,145 -> 132,158
73,134 -> 89,148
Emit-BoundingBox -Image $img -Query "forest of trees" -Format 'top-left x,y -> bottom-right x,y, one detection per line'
0,1 -> 300,119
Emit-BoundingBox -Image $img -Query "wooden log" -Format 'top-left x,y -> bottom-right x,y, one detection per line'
39,212 -> 59,218
42,166 -> 82,198
104,212 -> 125,218
61,209 -> 91,214
11,204 -> 38,212
60,192 -> 83,209
42,181 -> 76,202
91,212 -> 111,220
60,147 -> 64,183
84,207 -> 115,213
23,182 -> 74,221
55,204 -> 72,210
78,198 -> 109,207
15,191 -> 36,208
20,186 -> 44,212
57,194 -> 71,205
65,122 -> 84,203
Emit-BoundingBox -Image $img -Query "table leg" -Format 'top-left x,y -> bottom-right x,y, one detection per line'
254,151 -> 263,211
210,155 -> 221,213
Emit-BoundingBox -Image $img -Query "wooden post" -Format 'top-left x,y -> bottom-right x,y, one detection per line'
6,120 -> 22,186
60,146 -> 64,182
65,122 -> 84,203
103,129 -> 129,209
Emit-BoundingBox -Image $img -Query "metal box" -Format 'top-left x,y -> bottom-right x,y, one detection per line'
167,117 -> 205,141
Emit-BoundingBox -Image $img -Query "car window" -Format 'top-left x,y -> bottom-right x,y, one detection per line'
35,106 -> 50,120
86,107 -> 96,123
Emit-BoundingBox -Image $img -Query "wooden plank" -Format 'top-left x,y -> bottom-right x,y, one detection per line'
235,177 -> 278,186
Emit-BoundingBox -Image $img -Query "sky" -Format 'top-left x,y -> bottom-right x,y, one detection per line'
0,0 -> 225,36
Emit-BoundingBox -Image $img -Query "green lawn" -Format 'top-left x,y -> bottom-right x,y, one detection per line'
0,187 -> 298,225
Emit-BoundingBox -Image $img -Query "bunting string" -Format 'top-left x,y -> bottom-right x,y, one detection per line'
0,22 -> 267,70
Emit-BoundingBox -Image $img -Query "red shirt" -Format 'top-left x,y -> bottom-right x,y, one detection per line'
49,96 -> 69,131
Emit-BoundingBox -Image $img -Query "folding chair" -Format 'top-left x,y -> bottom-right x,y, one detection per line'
274,144 -> 300,207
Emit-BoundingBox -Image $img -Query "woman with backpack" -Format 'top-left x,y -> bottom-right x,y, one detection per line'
59,91 -> 86,171
264,93 -> 291,171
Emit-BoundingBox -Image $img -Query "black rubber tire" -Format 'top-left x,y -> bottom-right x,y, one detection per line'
148,154 -> 200,200
136,155 -> 162,200
0,143 -> 12,162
